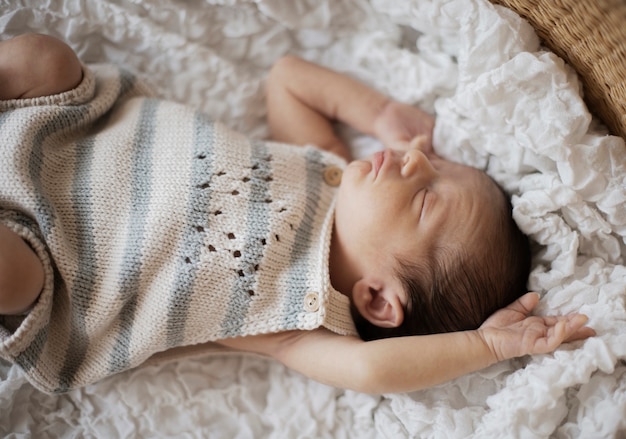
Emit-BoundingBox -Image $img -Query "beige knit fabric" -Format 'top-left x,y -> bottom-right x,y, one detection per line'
0,65 -> 356,394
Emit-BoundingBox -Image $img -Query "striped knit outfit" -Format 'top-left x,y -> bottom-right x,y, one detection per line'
0,65 -> 356,394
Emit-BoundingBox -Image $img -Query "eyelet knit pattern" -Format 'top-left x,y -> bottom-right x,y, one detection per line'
0,65 -> 356,393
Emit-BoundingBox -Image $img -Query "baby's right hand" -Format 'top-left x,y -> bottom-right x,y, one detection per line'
477,292 -> 596,363
373,100 -> 435,153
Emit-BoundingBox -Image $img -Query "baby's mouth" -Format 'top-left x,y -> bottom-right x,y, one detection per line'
372,150 -> 385,179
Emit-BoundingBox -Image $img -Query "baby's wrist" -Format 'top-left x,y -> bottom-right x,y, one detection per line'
371,98 -> 395,139
474,328 -> 500,365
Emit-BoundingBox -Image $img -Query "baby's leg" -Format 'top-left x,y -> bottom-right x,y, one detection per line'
0,224 -> 44,315
0,33 -> 82,100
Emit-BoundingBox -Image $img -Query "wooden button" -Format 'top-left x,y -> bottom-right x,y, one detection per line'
323,166 -> 342,187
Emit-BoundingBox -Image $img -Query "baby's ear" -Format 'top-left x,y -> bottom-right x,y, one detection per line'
351,278 -> 404,328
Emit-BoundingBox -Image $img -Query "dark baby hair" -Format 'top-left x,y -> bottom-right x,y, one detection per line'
353,184 -> 531,341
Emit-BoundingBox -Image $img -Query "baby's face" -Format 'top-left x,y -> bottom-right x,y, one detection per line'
334,144 -> 501,278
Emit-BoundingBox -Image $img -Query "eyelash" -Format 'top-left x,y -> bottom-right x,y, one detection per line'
412,188 -> 427,219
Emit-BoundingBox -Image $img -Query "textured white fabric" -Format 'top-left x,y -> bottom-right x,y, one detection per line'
0,0 -> 625,437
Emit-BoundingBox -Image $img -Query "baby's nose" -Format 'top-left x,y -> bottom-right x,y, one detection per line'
401,149 -> 437,181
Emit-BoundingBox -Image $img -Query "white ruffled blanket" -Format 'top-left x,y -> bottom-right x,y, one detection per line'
1,0 -> 625,437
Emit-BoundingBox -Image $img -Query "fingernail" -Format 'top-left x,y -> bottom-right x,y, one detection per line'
572,314 -> 589,324
528,292 -> 541,301
409,136 -> 426,148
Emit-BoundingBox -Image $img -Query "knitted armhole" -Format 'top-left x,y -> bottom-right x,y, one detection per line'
0,219 -> 55,354
0,64 -> 96,111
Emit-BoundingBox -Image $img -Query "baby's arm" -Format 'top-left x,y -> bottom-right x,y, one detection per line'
266,55 -> 434,161
0,224 -> 44,314
218,293 -> 594,393
221,327 -> 493,393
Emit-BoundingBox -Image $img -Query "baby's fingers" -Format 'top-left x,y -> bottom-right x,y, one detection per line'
510,292 -> 540,316
553,314 -> 594,344
536,314 -> 594,354
388,136 -> 431,153
562,314 -> 596,342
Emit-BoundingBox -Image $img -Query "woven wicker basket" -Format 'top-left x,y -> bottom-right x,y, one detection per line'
489,0 -> 626,141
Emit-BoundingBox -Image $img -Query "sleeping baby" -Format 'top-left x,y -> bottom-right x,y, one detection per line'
0,34 -> 594,394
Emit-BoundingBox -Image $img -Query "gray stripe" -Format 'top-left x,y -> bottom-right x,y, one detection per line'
33,68 -> 136,241
30,112 -> 88,238
107,98 -> 159,376
11,326 -> 47,374
55,134 -> 99,392
2,69 -> 136,391
56,71 -> 138,392
27,67 -> 137,237
0,110 -> 10,129
282,148 -> 324,327
220,140 -> 272,338
165,113 -> 216,348
12,95 -> 92,380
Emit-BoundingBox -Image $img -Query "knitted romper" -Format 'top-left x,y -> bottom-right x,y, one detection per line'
0,65 -> 356,394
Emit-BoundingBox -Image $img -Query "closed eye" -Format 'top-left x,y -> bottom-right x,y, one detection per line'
412,188 -> 428,220
419,189 -> 429,221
